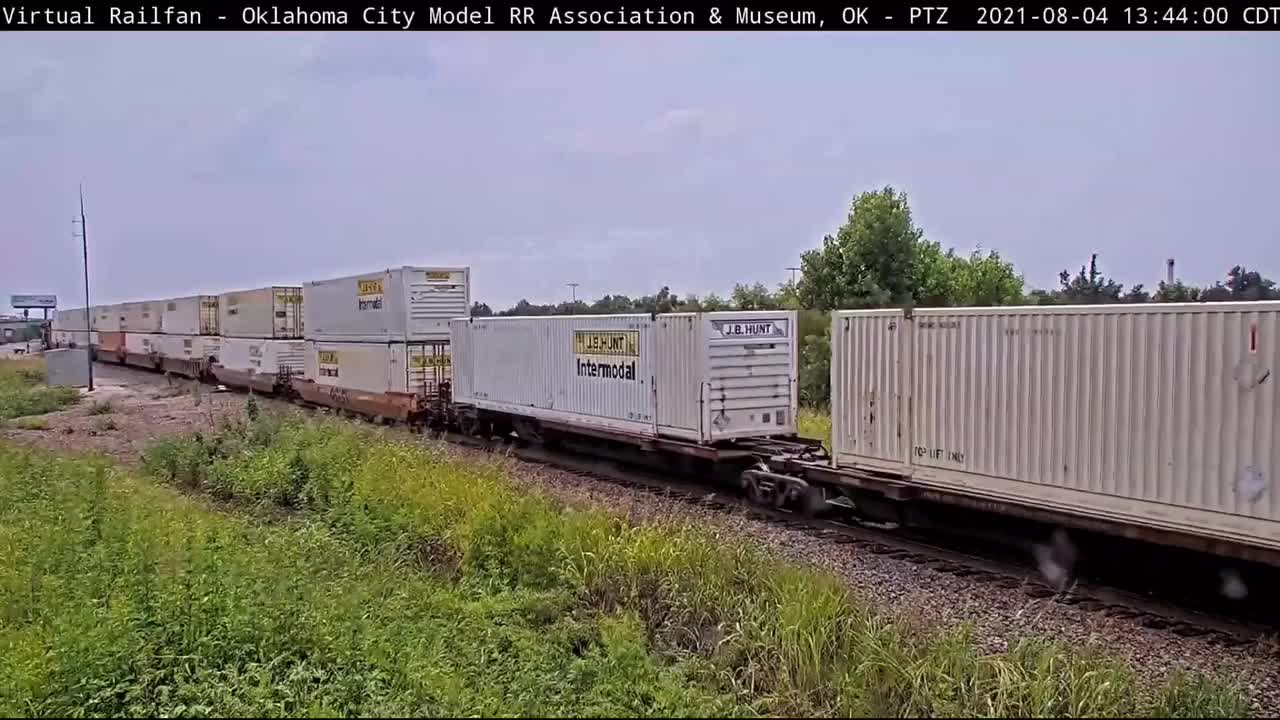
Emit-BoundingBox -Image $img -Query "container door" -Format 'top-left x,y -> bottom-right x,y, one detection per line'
406,341 -> 452,397
406,269 -> 470,340
273,288 -> 303,339
701,312 -> 797,442
200,297 -> 219,335
831,310 -> 912,473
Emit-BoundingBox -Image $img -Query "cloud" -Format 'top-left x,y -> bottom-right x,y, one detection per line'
297,34 -> 435,83
0,62 -> 57,138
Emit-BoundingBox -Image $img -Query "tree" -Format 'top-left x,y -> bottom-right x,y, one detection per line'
947,249 -> 1025,306
730,282 -> 781,310
1153,280 -> 1202,303
700,293 -> 731,311
798,331 -> 831,407
1055,254 -> 1125,304
1201,265 -> 1277,302
470,302 -> 494,317
1122,284 -> 1151,303
797,186 -> 927,310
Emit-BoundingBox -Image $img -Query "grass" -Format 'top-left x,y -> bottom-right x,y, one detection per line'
92,417 -> 117,432
8,416 -> 49,431
0,357 -> 81,421
0,443 -> 746,717
130,407 -> 1250,718
798,405 -> 832,449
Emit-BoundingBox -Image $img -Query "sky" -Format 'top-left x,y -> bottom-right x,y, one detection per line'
1,31 -> 1276,314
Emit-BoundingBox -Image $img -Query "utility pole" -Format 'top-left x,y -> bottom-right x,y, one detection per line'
567,282 -> 579,305
786,266 -> 801,285
73,184 -> 93,391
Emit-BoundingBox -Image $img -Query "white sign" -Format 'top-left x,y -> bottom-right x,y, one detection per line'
10,294 -> 56,309
710,319 -> 789,340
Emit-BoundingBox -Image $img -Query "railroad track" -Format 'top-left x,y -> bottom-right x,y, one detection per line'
442,431 -> 1276,648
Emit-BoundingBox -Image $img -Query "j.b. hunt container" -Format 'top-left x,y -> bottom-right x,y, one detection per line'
218,287 -> 303,339
120,301 -> 163,333
303,266 -> 470,343
304,340 -> 452,397
154,334 -> 222,364
160,295 -> 219,335
831,302 -> 1280,557
450,311 -> 799,444
219,338 -> 306,376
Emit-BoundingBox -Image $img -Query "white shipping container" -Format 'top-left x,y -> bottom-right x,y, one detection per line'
305,340 -> 452,396
155,334 -> 222,364
161,295 -> 219,335
120,301 -> 163,332
94,305 -> 122,332
58,330 -> 96,347
831,303 -> 1280,554
53,308 -> 89,332
125,332 -> 163,355
451,311 -> 798,444
304,266 -> 470,343
220,338 -> 306,376
219,287 -> 303,339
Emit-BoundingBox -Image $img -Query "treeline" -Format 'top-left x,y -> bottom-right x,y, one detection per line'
473,186 -> 1276,406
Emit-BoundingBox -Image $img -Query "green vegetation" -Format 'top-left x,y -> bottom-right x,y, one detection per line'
126,409 -> 1247,717
8,416 -> 49,431
797,406 -> 831,449
92,417 -> 117,432
0,358 -> 80,421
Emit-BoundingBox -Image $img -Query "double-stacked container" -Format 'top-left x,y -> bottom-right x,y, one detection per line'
301,266 -> 470,398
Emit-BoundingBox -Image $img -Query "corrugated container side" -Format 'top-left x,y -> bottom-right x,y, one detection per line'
304,341 -> 448,395
701,311 -> 799,440
221,338 -> 306,375
121,301 -> 163,333
834,302 -> 1280,553
95,305 -> 122,332
910,304 -> 1279,525
219,287 -> 303,339
161,296 -> 219,335
304,266 -> 470,343
450,319 -> 475,400
125,332 -> 162,355
655,314 -> 702,437
156,334 -> 221,363
831,309 -> 911,472
453,315 -> 661,437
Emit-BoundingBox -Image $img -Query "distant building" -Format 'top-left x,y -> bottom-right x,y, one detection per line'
0,318 -> 42,344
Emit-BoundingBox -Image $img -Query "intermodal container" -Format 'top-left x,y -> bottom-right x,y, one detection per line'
125,332 -> 162,356
218,286 -> 303,339
220,338 -> 306,376
451,311 -> 798,444
304,340 -> 452,396
52,308 -> 90,332
94,305 -> 122,333
120,301 -> 163,332
830,302 -> 1280,556
303,266 -> 470,343
161,295 -> 219,335
155,334 -> 222,364
97,331 -> 125,354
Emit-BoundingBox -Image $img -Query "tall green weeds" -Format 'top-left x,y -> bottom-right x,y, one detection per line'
0,443 -> 746,717
135,410 -> 1250,718
0,358 -> 80,420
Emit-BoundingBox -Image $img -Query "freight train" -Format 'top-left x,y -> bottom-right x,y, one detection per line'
48,266 -> 1280,578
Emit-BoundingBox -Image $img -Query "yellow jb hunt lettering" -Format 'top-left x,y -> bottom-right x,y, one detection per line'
357,278 -> 385,311
411,354 -> 452,368
425,271 -> 452,281
318,350 -> 340,377
573,331 -> 639,357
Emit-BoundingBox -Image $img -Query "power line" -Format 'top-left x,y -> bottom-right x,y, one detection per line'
786,266 -> 801,285
567,282 -> 579,305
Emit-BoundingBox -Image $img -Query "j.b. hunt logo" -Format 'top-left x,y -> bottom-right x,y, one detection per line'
357,278 -> 384,312
573,330 -> 639,382
711,319 -> 788,339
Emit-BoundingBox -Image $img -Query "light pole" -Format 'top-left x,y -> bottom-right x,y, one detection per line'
567,282 -> 579,305
73,184 -> 93,391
